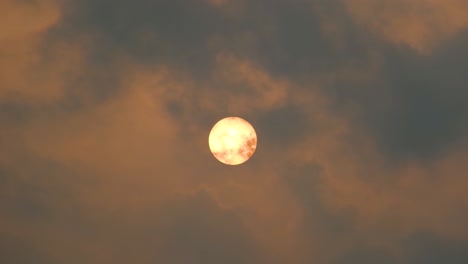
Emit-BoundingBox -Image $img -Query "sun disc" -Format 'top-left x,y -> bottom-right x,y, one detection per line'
208,117 -> 257,165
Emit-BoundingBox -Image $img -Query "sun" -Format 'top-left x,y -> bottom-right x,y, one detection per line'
208,117 -> 257,165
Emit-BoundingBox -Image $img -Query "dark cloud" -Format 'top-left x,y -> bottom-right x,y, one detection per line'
1,160 -> 263,263
302,17 -> 468,163
261,1 -> 328,75
0,233 -> 52,264
154,192 -> 263,264
255,104 -> 309,146
63,0 -> 239,76
0,157 -> 91,229
0,103 -> 33,124
335,230 -> 468,264
287,163 -> 355,233
363,31 -> 468,162
335,248 -> 396,264
401,230 -> 468,264
285,163 -> 357,262
341,0 -> 468,53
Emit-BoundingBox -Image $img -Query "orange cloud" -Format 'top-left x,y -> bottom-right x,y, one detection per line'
1,1 -> 467,262
0,0 -> 61,40
342,0 -> 468,53
0,0 -> 87,104
288,120 -> 468,245
0,53 -> 302,261
197,53 -> 289,115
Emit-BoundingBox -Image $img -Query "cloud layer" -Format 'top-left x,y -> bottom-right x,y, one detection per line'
1,0 -> 467,263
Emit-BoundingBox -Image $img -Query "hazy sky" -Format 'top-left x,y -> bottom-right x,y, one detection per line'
1,0 -> 468,263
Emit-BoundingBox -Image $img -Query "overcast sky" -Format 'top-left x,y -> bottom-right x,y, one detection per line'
1,0 -> 468,263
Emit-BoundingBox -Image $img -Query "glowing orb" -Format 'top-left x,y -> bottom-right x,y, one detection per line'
208,117 -> 257,165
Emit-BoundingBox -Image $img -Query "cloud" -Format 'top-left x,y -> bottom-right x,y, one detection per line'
335,230 -> 468,264
1,1 -> 468,263
0,232 -> 52,264
400,230 -> 468,263
0,0 -> 61,40
342,0 -> 468,53
153,191 -> 264,264
200,53 -> 289,115
0,0 -> 85,104
345,31 -> 468,161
